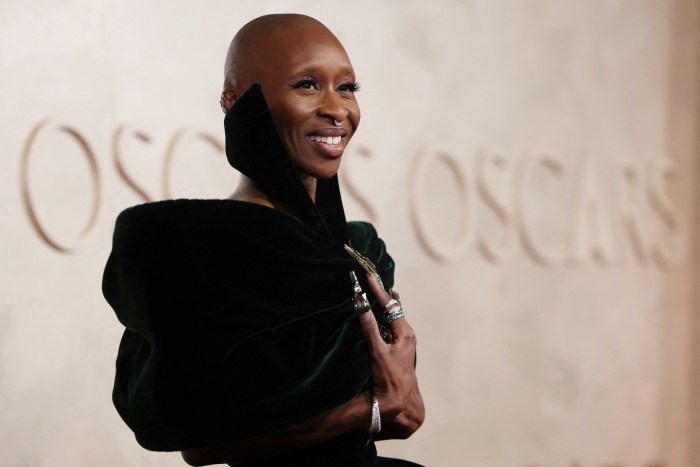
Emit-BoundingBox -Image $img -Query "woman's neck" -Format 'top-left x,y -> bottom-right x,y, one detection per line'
229,175 -> 317,206
298,173 -> 317,203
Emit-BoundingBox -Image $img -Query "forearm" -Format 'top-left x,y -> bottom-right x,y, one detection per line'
374,382 -> 424,442
181,391 -> 372,466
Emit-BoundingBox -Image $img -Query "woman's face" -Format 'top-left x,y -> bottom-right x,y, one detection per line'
231,23 -> 361,180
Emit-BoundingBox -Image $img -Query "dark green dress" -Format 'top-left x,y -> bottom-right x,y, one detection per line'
103,84 -> 422,466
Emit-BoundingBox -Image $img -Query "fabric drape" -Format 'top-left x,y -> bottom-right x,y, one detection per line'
103,84 -> 395,452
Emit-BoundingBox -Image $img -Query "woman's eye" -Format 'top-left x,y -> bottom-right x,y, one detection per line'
337,81 -> 361,93
291,78 -> 318,90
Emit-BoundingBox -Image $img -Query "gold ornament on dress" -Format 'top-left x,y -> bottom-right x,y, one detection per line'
345,244 -> 401,341
343,244 -> 383,286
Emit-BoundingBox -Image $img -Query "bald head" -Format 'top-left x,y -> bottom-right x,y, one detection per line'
219,13 -> 361,182
223,14 -> 342,90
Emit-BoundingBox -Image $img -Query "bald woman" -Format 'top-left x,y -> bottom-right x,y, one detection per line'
103,14 -> 424,467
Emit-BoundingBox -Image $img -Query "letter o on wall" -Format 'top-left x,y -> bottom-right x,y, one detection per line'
20,120 -> 101,253
162,128 -> 225,200
409,149 -> 472,262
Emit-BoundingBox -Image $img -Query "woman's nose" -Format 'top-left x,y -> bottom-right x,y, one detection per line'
317,90 -> 348,122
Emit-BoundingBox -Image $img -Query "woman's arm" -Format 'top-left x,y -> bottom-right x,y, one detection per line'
181,391 -> 373,465
181,274 -> 424,465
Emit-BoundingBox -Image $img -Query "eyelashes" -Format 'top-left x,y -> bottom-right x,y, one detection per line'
338,81 -> 361,93
290,77 -> 361,93
290,77 -> 318,90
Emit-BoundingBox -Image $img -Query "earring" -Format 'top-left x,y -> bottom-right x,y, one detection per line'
220,91 -> 235,114
220,93 -> 227,114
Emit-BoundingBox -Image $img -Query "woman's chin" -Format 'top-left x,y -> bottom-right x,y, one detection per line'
316,170 -> 340,181
295,162 -> 341,181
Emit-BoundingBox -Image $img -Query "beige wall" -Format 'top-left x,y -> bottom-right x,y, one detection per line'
1,1 -> 699,466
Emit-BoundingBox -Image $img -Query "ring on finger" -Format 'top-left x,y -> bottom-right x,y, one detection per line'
388,289 -> 402,306
387,307 -> 405,322
384,299 -> 399,311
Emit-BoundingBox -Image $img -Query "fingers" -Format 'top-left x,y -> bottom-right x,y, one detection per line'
356,301 -> 387,350
366,274 -> 414,338
361,275 -> 420,423
366,274 -> 391,305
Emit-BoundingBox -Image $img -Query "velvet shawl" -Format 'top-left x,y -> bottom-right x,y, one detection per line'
102,84 -> 394,452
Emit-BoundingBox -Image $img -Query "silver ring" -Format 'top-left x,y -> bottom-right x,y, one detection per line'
333,119 -> 342,127
388,289 -> 402,307
387,307 -> 405,322
384,299 -> 398,310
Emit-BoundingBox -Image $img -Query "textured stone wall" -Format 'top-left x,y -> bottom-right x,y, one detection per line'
1,1 -> 698,466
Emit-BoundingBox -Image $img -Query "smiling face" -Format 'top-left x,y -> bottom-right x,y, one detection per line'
223,16 -> 361,181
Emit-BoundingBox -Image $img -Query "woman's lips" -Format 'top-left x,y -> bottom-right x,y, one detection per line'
306,128 -> 348,158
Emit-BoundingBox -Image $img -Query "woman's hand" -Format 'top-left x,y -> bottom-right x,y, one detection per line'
357,275 -> 425,439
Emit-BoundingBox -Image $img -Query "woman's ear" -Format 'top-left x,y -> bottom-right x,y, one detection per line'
220,88 -> 237,113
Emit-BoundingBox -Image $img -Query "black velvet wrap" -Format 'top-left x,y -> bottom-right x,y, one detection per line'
102,84 -> 395,454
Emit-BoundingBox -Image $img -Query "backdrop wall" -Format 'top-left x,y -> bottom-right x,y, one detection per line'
1,1 -> 699,466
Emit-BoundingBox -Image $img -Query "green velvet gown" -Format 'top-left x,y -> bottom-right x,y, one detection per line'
103,84 -> 422,467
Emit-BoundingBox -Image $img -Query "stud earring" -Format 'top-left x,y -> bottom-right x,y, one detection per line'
220,93 -> 227,114
220,91 -> 235,114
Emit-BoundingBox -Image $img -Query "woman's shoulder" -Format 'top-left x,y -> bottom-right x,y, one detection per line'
346,220 -> 378,237
110,199 -> 363,260
113,198 -> 302,233
109,199 -> 309,253
346,221 -> 384,252
115,198 -> 271,223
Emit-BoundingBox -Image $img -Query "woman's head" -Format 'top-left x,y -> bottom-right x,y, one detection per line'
222,14 -> 360,180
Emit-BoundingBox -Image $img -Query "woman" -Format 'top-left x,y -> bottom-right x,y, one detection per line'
103,14 -> 424,466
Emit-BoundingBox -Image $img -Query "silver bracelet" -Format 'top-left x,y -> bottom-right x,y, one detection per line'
369,393 -> 381,433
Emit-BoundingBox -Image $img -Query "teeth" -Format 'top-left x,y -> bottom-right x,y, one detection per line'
310,135 -> 342,145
